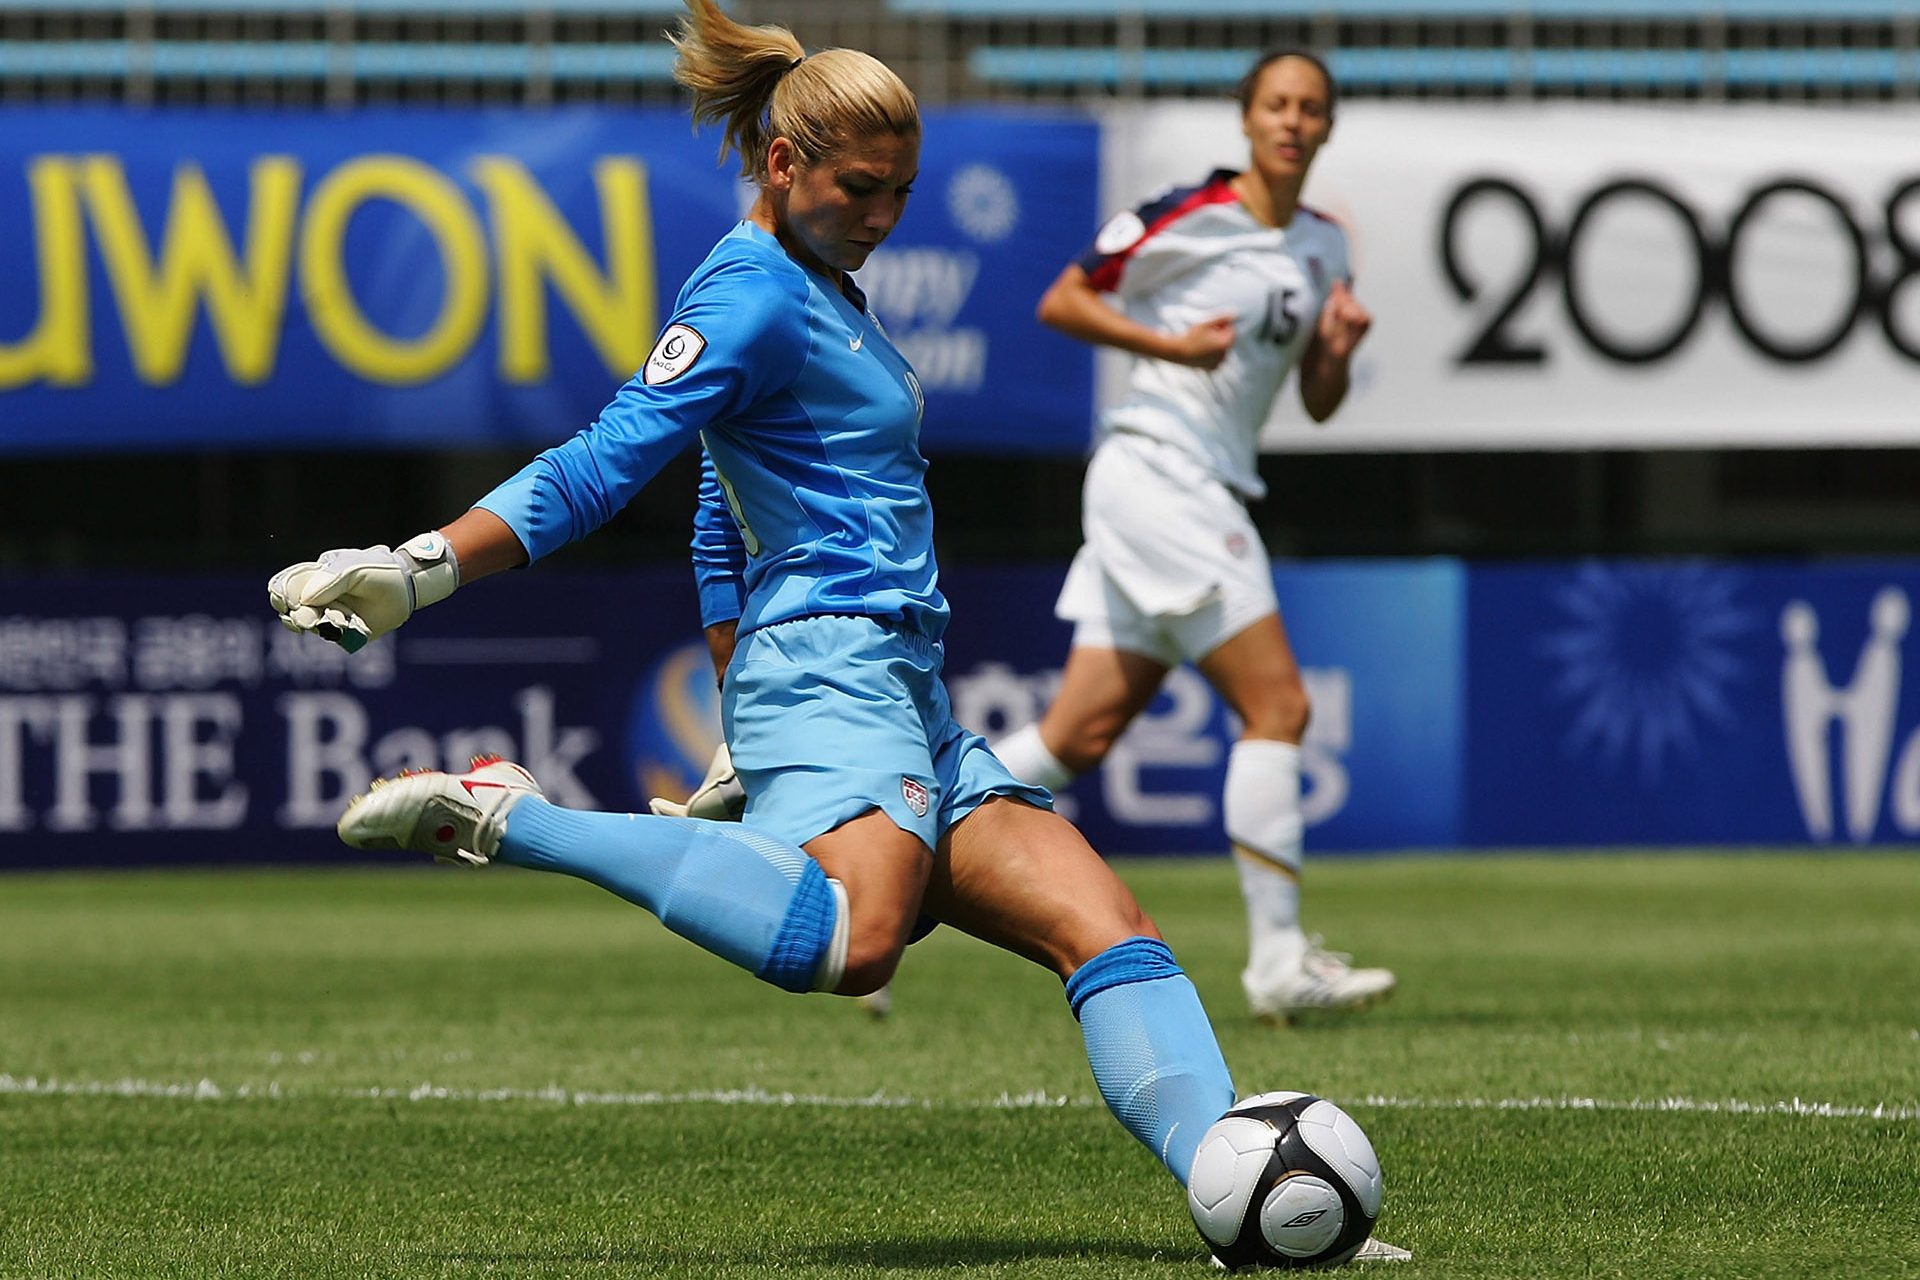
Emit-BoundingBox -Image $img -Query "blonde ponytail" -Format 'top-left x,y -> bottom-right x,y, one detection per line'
671,0 -> 919,183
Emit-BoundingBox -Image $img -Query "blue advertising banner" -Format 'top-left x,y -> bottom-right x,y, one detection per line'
940,562 -> 1464,855
0,106 -> 1096,455
0,570 -> 696,867
1464,559 -> 1920,847
0,560 -> 1454,868
15,557 -> 1914,869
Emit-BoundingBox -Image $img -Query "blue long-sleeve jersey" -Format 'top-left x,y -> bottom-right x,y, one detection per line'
477,221 -> 945,640
691,448 -> 748,630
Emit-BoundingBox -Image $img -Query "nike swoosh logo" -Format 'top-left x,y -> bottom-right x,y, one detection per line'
461,780 -> 506,797
849,334 -> 863,352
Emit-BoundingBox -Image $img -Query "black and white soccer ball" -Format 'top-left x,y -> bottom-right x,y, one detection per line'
1186,1092 -> 1383,1270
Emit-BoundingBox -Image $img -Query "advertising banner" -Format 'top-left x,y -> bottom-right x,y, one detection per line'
1103,102 -> 1920,450
0,106 -> 1095,455
940,562 -> 1463,855
0,570 -> 681,867
10,557 -> 1920,868
1465,559 -> 1920,847
0,560 -> 1456,867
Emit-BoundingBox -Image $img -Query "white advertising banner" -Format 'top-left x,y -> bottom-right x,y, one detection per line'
1100,103 -> 1920,450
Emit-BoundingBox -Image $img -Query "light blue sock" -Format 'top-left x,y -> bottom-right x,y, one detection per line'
498,799 -> 837,993
1066,937 -> 1236,1186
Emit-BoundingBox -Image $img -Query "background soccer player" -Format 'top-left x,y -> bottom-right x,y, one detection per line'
994,49 -> 1393,1023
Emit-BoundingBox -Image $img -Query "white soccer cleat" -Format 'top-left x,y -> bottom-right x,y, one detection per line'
1353,1237 -> 1413,1262
337,754 -> 543,867
857,983 -> 893,1019
1208,1237 -> 1410,1270
1243,936 -> 1396,1023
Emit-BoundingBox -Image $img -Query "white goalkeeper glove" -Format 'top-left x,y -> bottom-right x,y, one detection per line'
648,741 -> 746,821
268,531 -> 460,653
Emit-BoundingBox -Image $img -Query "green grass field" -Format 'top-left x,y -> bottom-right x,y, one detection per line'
2,853 -> 1915,1279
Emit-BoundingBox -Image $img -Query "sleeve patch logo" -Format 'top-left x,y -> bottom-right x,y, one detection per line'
643,323 -> 707,385
1093,210 -> 1147,256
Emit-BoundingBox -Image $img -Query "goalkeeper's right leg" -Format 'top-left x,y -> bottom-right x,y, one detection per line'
337,755 -> 851,994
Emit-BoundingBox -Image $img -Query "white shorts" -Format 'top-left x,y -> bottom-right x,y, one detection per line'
1055,432 -> 1279,668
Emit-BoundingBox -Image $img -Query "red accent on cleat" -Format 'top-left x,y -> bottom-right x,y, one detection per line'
470,753 -> 504,768
434,823 -> 456,843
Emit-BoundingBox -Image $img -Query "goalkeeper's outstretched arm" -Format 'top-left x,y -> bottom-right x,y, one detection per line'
439,507 -> 528,581
267,507 -> 528,652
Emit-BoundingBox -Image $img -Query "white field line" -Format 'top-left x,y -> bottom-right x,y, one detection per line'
1352,1093 -> 1920,1122
1,1073 -> 1915,1122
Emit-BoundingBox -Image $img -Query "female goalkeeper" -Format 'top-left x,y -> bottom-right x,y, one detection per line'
268,0 -> 1238,1191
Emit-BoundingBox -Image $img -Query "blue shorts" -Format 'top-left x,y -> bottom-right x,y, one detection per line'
723,613 -> 1052,853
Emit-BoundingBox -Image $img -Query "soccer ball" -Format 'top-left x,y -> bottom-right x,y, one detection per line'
1186,1092 -> 1383,1270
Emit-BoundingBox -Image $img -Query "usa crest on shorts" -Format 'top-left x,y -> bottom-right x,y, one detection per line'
901,777 -> 930,817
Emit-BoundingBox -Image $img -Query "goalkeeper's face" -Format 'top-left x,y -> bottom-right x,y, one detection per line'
770,130 -> 920,277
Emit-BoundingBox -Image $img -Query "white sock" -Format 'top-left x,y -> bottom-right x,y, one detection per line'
994,722 -> 1076,791
1224,738 -> 1307,974
811,877 -> 851,993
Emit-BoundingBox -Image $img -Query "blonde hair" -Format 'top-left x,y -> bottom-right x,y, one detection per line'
670,0 -> 920,184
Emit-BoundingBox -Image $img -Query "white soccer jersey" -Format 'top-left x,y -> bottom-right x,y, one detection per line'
1080,169 -> 1351,500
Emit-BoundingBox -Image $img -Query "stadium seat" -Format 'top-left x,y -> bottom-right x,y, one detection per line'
4,0 -> 1910,97
1,0 -> 683,11
6,38 -> 1904,93
894,0 -> 1920,17
967,45 -> 1920,91
0,40 -> 678,82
